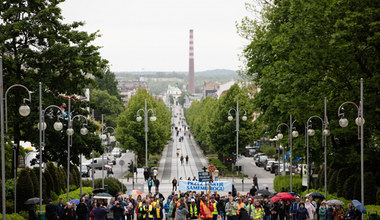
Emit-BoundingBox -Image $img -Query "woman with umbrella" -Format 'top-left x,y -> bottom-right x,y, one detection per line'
318,201 -> 327,220
332,204 -> 345,220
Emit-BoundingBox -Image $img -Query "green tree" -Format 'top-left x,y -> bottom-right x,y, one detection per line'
16,168 -> 34,211
0,0 -> 108,178
91,89 -> 124,128
95,68 -> 122,100
116,88 -> 171,166
238,0 -> 380,176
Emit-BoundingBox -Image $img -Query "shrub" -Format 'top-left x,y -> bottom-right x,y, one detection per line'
29,168 -> 39,197
353,177 -> 360,201
16,168 -> 34,212
328,170 -> 339,194
50,191 -> 58,201
0,213 -> 25,220
54,187 -> 93,204
273,175 -> 302,193
336,168 -> 349,197
343,175 -> 356,200
46,162 -> 59,194
43,171 -> 54,199
33,167 -> 48,201
364,172 -> 377,204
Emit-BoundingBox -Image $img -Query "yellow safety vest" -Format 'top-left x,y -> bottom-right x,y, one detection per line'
227,202 -> 237,216
212,202 -> 218,215
190,204 -> 198,216
143,205 -> 154,219
254,207 -> 263,219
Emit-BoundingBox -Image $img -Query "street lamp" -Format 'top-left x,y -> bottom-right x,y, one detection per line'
100,116 -> 115,188
276,115 -> 298,192
337,78 -> 364,207
0,59 -> 32,218
38,82 -> 65,214
136,99 -> 157,167
227,99 -> 247,182
65,97 -> 88,202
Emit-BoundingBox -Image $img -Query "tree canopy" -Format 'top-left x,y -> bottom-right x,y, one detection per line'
237,0 -> 380,173
115,88 -> 171,165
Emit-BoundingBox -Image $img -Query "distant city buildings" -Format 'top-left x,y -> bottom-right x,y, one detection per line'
116,79 -> 147,105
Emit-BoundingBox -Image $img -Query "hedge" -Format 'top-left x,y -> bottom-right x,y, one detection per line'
54,187 -> 93,204
377,188 -> 380,205
83,178 -> 125,196
0,213 -> 25,220
16,168 -> 34,212
273,175 -> 302,193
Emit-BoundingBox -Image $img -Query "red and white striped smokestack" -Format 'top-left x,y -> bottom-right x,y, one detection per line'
188,29 -> 195,94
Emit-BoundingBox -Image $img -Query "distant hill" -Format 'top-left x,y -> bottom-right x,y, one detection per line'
115,69 -> 238,78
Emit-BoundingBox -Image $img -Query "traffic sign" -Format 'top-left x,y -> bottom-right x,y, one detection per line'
119,160 -> 125,166
198,171 -> 210,182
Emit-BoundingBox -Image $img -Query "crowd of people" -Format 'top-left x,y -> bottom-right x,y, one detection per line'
38,185 -> 362,220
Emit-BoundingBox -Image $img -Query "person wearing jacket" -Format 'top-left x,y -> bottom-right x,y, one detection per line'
46,199 -> 58,220
62,203 -> 76,220
189,199 -> 200,219
326,205 -> 334,220
200,198 -> 214,220
344,203 -> 356,220
296,202 -> 309,220
217,197 -> 226,220
238,207 -> 250,220
76,198 -> 89,220
111,201 -> 125,220
155,201 -> 164,220
175,200 -> 189,220
125,199 -> 134,220
164,199 -> 171,220
305,199 -> 316,220
225,197 -> 238,220
318,201 -> 327,220
278,200 -> 286,220
332,204 -> 345,220
56,198 -> 65,218
93,203 -> 109,220
290,197 -> 301,220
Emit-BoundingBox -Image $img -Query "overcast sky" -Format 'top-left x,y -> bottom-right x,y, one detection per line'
60,0 -> 254,72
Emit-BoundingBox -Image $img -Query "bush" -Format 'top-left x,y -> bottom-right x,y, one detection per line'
46,162 -> 59,194
328,170 -> 339,194
54,187 -> 93,204
336,168 -> 349,197
28,168 -> 39,197
0,213 -> 25,220
353,177 -> 360,201
16,168 -> 34,212
364,172 -> 377,205
343,175 -> 356,200
50,191 -> 58,201
85,178 -> 125,196
273,175 -> 302,193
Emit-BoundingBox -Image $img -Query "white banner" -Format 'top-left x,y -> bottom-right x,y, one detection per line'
178,180 -> 232,192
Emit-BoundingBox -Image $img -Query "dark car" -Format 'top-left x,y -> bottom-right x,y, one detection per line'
80,165 -> 90,177
270,162 -> 279,174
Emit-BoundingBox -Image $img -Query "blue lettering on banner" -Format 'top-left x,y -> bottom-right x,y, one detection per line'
178,180 -> 232,192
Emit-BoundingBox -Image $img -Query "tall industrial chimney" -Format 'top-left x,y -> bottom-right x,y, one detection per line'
188,29 -> 195,94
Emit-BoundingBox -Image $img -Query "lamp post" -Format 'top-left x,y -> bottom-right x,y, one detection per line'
0,57 -> 32,218
136,99 -> 157,167
228,99 -> 247,181
38,82 -> 65,213
337,78 -> 364,206
101,122 -> 115,188
276,115 -> 298,192
65,97 -> 89,202
306,97 -> 329,197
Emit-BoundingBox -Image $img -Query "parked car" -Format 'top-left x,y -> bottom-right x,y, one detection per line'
256,155 -> 268,167
80,165 -> 90,177
265,159 -> 276,171
90,157 -> 110,170
254,153 -> 264,162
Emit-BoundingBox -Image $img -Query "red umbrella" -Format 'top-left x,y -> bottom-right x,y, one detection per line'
276,192 -> 293,197
279,195 -> 295,200
271,196 -> 281,203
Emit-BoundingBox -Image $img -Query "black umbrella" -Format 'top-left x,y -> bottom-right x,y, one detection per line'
257,189 -> 271,196
253,195 -> 264,199
309,192 -> 325,199
24,197 -> 42,205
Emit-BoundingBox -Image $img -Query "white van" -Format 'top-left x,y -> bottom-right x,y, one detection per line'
90,157 -> 110,170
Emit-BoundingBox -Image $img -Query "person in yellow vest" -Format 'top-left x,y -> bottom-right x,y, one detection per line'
140,199 -> 154,220
236,198 -> 246,217
189,199 -> 199,219
246,198 -> 254,220
211,196 -> 218,220
200,197 -> 214,220
225,196 -> 238,220
253,200 -> 264,220
155,200 -> 163,220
